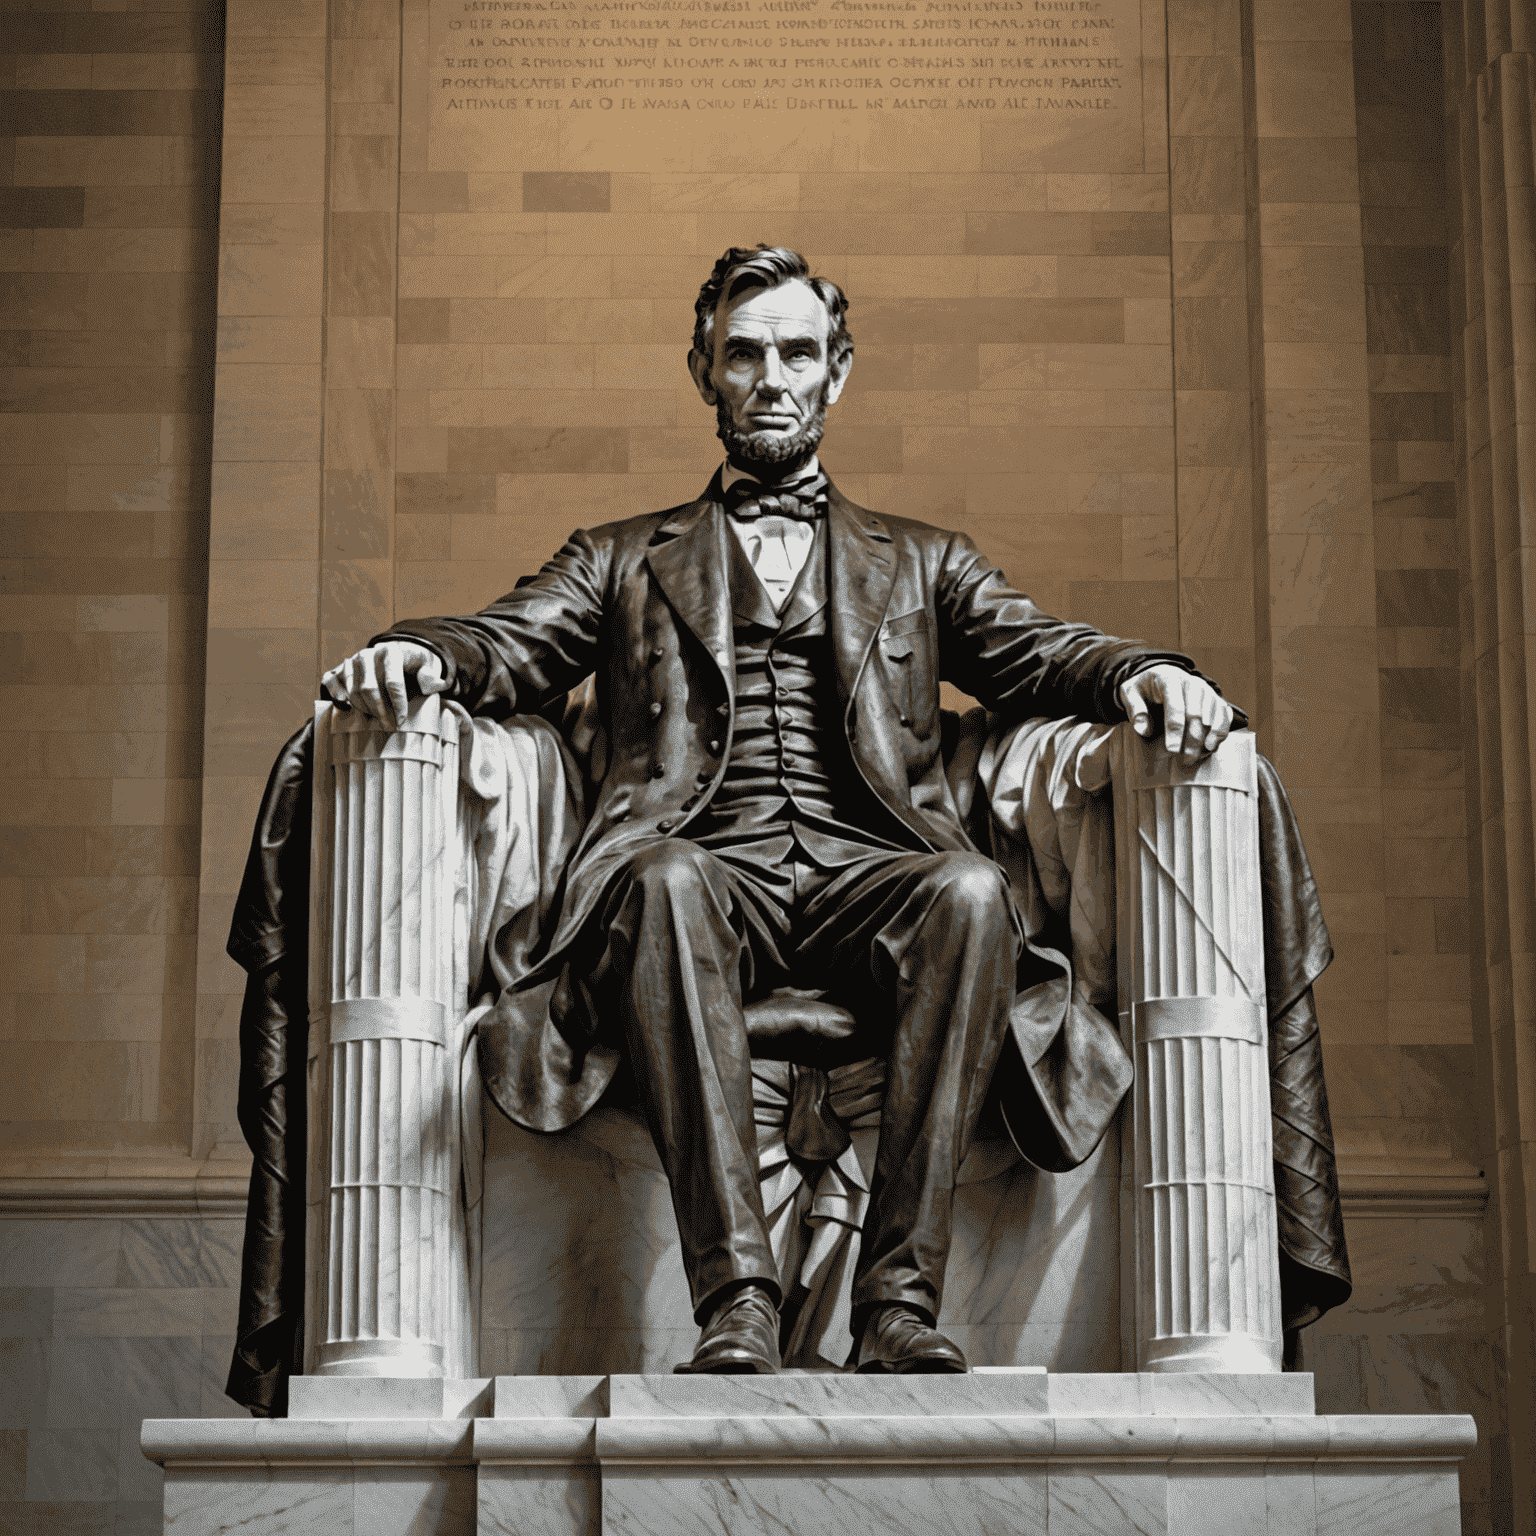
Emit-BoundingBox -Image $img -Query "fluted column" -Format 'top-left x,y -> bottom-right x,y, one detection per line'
1447,0 -> 1536,1518
305,696 -> 461,1378
1113,726 -> 1281,1373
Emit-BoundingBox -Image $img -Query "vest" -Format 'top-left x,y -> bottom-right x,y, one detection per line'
693,520 -> 895,859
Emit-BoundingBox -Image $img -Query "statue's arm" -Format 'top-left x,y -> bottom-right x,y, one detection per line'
334,528 -> 610,721
933,530 -> 1203,726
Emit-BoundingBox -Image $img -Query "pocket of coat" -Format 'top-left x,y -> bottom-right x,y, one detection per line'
881,607 -> 927,641
879,611 -> 935,731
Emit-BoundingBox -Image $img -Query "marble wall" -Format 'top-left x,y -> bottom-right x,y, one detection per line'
1306,1208 -> 1496,1535
0,1 -> 222,1161
190,0 -> 338,1172
1443,0 -> 1536,1519
1346,0 -> 1473,1190
387,0 -> 1182,657
0,1214 -> 244,1535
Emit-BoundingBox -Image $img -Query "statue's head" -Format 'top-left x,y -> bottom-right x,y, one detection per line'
688,246 -> 854,474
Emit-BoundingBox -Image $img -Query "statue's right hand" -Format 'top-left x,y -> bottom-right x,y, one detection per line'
320,641 -> 448,728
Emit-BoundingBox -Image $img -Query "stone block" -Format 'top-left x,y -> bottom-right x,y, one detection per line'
1314,1464 -> 1461,1536
1254,42 -> 1359,137
163,1466 -> 357,1536
290,1378 -> 494,1420
1169,56 -> 1245,137
607,1372 -> 1050,1418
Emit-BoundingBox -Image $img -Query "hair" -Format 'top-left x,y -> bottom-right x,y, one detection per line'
690,245 -> 853,370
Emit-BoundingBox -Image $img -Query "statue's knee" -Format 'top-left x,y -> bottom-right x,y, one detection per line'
626,839 -> 715,899
929,853 -> 1010,926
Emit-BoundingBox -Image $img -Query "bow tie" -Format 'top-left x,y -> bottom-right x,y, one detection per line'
723,473 -> 828,523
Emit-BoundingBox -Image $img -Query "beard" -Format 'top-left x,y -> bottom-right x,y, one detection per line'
714,380 -> 831,481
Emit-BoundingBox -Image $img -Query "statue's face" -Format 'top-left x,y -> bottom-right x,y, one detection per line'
689,279 -> 850,459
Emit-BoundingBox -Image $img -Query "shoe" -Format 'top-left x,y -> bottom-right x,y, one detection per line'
674,1283 -> 781,1375
854,1304 -> 968,1374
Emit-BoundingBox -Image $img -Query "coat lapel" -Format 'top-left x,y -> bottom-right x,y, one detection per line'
645,480 -> 734,678
826,483 -> 896,709
776,524 -> 828,633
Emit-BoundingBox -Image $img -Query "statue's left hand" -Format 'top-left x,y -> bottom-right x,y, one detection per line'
1118,665 -> 1235,764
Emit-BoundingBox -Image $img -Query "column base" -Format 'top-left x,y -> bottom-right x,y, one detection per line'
1140,1333 -> 1284,1373
143,1372 -> 1475,1536
313,1338 -> 445,1378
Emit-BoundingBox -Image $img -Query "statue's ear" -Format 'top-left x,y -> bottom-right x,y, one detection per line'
688,347 -> 717,405
825,345 -> 852,406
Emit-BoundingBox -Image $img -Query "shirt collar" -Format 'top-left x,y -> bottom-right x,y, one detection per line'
720,456 -> 821,497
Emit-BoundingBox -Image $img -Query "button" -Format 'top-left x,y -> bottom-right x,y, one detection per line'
652,763 -> 666,778
708,740 -> 721,753
900,715 -> 912,727
776,687 -> 787,698
651,646 -> 664,661
650,701 -> 663,717
657,818 -> 676,833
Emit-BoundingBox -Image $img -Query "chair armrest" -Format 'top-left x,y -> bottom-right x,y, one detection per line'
1110,725 -> 1283,1373
306,693 -> 464,1379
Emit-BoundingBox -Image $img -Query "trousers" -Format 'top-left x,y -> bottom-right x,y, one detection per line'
594,828 -> 1022,1332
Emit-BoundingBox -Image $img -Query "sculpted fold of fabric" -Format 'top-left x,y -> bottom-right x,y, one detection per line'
1255,755 -> 1353,1331
224,722 -> 313,1418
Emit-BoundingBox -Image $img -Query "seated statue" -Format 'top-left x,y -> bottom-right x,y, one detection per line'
315,245 -> 1252,1379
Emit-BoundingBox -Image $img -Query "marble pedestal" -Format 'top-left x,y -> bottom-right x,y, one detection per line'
143,1372 -> 1473,1536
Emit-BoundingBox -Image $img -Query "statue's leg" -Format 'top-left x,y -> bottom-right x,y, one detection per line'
598,838 -> 785,1323
799,850 -> 1019,1333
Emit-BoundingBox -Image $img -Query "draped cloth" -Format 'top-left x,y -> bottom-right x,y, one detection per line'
224,723 -> 313,1418
751,1058 -> 884,1369
979,718 -> 1352,1342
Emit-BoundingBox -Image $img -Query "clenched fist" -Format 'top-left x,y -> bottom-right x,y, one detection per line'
320,641 -> 448,729
1117,664 -> 1236,764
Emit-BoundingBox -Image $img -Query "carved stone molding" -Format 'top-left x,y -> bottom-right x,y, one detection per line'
1337,1167 -> 1489,1219
0,1174 -> 250,1219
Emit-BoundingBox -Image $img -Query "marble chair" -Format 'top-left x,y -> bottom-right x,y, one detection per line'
300,693 -> 1283,1384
